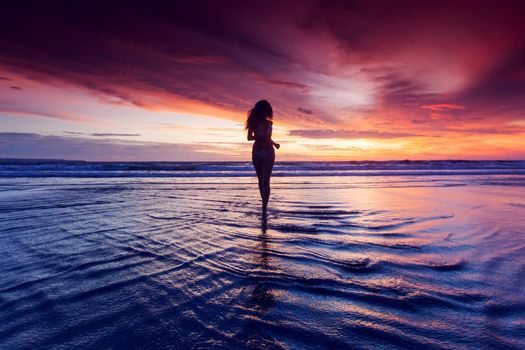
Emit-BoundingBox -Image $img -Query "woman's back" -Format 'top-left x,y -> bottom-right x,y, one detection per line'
252,120 -> 273,151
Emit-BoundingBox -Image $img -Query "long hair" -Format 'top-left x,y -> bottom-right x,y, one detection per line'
245,100 -> 273,130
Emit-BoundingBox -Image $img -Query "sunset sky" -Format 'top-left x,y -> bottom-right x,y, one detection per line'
1,0 -> 525,161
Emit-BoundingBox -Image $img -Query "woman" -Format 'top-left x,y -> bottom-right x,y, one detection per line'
246,100 -> 280,217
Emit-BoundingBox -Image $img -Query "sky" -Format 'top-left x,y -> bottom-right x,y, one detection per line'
1,0 -> 525,161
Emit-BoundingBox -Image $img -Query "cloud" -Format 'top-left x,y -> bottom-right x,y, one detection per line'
289,129 -> 419,139
0,132 -> 228,161
433,127 -> 524,135
299,1 -> 525,123
0,1 -> 320,125
368,68 -> 437,106
90,133 -> 141,137
263,79 -> 311,92
64,132 -> 141,137
421,104 -> 465,111
458,47 -> 525,108
0,103 -> 91,122
0,0 -> 525,159
297,107 -> 313,115
3,1 -> 520,125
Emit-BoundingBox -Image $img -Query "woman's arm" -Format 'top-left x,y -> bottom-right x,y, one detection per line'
272,139 -> 280,149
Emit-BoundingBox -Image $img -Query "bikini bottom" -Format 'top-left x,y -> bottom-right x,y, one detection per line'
252,147 -> 275,161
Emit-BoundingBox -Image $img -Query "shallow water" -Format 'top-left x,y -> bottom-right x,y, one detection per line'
1,174 -> 525,349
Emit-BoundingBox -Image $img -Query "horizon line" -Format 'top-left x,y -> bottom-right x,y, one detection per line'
1,158 -> 525,164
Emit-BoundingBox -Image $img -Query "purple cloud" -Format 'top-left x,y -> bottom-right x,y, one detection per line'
0,133 -> 228,161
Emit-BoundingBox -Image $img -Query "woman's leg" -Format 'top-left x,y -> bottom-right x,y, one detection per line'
252,153 -> 264,199
261,151 -> 275,215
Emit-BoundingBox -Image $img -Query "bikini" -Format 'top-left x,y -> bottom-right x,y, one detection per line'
252,122 -> 274,159
253,147 -> 274,159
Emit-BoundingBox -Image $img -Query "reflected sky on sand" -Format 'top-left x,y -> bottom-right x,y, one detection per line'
0,174 -> 524,349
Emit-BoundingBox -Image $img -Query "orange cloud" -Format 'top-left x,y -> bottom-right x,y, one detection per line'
420,104 -> 466,111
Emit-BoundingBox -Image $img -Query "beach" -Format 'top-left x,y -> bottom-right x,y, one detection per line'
1,161 -> 524,349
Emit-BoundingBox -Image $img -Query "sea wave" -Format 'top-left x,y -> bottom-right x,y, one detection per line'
1,159 -> 525,178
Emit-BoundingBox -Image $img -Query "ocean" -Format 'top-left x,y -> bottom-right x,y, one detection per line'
1,160 -> 524,349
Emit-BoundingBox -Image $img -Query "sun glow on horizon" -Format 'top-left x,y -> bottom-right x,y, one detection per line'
2,69 -> 525,161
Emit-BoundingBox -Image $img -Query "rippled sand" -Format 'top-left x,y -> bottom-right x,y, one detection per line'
1,176 -> 525,349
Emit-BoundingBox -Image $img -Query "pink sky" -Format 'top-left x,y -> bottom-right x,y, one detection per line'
1,0 -> 525,160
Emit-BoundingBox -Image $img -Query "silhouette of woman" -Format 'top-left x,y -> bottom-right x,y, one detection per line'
246,100 -> 280,217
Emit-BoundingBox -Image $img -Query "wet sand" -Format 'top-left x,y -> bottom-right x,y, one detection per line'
1,175 -> 524,349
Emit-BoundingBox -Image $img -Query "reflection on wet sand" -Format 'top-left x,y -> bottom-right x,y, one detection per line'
1,176 -> 525,349
249,218 -> 275,312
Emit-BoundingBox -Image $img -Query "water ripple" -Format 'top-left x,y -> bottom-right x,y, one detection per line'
0,177 -> 524,349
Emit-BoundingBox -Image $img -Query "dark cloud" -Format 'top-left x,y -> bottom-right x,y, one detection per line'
289,129 -> 419,139
302,0 -> 525,58
91,133 -> 141,137
302,1 -> 525,117
9,86 -> 21,90
263,79 -> 310,92
64,132 -> 142,137
297,107 -> 313,115
0,132 -> 226,161
1,0 -> 525,133
459,47 -> 525,107
365,68 -> 437,106
0,0 -> 315,121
